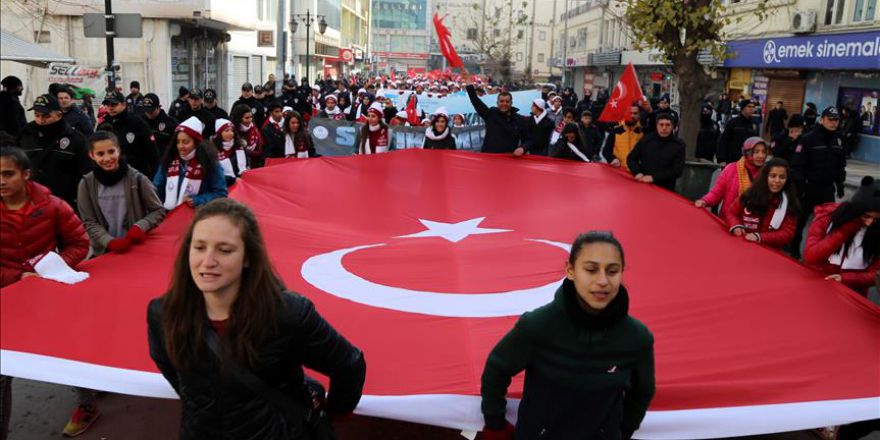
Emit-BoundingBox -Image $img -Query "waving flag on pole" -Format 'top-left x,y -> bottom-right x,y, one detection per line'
599,63 -> 645,123
433,13 -> 464,69
2,152 -> 879,438
405,92 -> 421,125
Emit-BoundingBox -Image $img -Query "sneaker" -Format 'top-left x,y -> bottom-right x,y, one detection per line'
62,405 -> 100,437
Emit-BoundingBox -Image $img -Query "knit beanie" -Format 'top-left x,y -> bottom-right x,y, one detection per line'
741,136 -> 766,154
176,116 -> 205,144
851,176 -> 880,213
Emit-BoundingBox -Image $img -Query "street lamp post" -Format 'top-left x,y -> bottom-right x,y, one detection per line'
290,10 -> 328,85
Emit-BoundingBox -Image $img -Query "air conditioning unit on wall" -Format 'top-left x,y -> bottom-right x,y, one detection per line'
791,10 -> 817,33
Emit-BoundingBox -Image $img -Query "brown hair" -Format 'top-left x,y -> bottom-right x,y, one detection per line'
161,198 -> 283,371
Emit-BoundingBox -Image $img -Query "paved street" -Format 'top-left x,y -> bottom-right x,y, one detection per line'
6,378 -> 879,440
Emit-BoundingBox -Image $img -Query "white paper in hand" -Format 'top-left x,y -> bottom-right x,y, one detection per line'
33,251 -> 89,285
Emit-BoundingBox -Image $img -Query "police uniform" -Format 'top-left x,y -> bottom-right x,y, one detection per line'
140,93 -> 179,158
103,91 -> 161,179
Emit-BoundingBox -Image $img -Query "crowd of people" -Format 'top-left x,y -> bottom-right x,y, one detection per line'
0,69 -> 878,440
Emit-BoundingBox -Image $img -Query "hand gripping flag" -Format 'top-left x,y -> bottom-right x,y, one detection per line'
599,63 -> 645,123
433,13 -> 464,69
1,151 -> 878,439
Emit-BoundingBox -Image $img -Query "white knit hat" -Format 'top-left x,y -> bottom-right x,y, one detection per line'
367,102 -> 384,117
395,110 -> 407,119
175,116 -> 205,143
532,98 -> 546,109
432,106 -> 449,120
214,118 -> 232,134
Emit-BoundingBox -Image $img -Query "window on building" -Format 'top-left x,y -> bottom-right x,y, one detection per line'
577,27 -> 587,47
538,53 -> 545,63
494,29 -> 500,37
258,0 -> 278,22
516,52 -> 523,61
467,28 -> 478,40
539,30 -> 546,41
853,0 -> 877,21
517,30 -> 524,39
824,0 -> 846,24
34,30 -> 50,43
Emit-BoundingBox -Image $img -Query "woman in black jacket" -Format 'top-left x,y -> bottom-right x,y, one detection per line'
525,98 -> 555,156
147,198 -> 366,440
422,109 -> 456,150
550,123 -> 591,162
479,231 -> 655,440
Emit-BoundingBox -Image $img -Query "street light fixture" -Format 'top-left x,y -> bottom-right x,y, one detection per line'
290,10 -> 327,85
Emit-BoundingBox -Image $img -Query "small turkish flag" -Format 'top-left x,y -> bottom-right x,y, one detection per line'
598,63 -> 645,123
433,14 -> 464,69
405,92 -> 420,125
390,69 -> 396,82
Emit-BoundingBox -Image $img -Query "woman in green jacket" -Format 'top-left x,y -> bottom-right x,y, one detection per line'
480,231 -> 655,440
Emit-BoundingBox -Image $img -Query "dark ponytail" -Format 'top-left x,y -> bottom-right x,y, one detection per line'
568,231 -> 625,268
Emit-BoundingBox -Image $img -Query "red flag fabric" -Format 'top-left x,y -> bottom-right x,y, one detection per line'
407,68 -> 416,78
1,151 -> 879,438
433,13 -> 464,69
598,63 -> 645,123
405,93 -> 420,125
390,69 -> 396,82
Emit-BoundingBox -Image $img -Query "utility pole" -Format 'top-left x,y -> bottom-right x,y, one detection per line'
275,0 -> 286,96
527,0 -> 536,81
561,0 -> 569,87
104,0 -> 117,92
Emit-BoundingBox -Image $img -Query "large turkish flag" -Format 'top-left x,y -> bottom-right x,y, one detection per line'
2,151 -> 878,439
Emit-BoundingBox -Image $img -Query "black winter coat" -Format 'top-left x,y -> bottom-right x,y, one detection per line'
696,118 -> 720,161
791,126 -> 846,199
0,90 -> 27,138
168,98 -> 188,120
62,106 -> 94,137
577,123 -> 603,160
207,105 -> 230,121
177,106 -> 217,138
19,120 -> 91,207
261,121 -> 287,158
524,113 -> 556,156
233,96 -> 268,128
627,133 -> 686,191
143,110 -> 179,158
550,137 -> 591,162
765,108 -> 788,136
422,129 -> 457,150
465,85 -> 527,153
770,128 -> 799,163
147,292 -> 366,440
104,109 -> 161,179
716,115 -> 758,164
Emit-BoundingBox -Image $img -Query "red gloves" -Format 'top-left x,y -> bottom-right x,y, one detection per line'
125,225 -> 146,244
478,422 -> 515,440
23,252 -> 48,272
106,237 -> 132,253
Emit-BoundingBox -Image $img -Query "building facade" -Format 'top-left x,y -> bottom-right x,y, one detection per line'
371,0 -> 433,74
1,0 -> 264,116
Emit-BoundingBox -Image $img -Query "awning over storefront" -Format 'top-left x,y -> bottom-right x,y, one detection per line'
724,30 -> 880,70
1,31 -> 75,67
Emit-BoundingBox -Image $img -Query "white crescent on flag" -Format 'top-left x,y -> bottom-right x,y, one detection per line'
1,151 -> 878,439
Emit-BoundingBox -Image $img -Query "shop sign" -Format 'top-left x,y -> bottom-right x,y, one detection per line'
339,48 -> 354,64
725,31 -> 880,70
257,30 -> 274,47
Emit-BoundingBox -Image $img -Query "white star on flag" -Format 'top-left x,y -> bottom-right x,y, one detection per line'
395,217 -> 512,243
609,99 -> 618,109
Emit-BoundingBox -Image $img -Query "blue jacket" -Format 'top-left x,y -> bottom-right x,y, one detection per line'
153,161 -> 227,207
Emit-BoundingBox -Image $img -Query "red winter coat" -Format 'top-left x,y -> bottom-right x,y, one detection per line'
803,203 -> 880,295
1,181 -> 89,287
724,194 -> 797,249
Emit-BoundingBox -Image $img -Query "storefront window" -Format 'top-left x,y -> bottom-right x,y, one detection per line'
852,0 -> 877,21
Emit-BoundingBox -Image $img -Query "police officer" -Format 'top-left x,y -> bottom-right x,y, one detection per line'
175,88 -> 216,138
770,113 -> 804,163
18,94 -> 90,207
168,86 -> 189,120
203,88 -> 229,120
716,98 -> 759,165
789,106 -> 846,258
102,90 -> 160,179
232,82 -> 267,128
140,93 -> 179,158
126,81 -> 145,115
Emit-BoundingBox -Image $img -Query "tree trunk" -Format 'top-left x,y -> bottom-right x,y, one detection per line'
672,53 -> 713,160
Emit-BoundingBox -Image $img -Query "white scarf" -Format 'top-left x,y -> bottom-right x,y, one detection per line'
283,134 -> 309,158
424,126 -> 450,141
238,123 -> 253,131
324,106 -> 341,116
533,109 -> 548,124
269,118 -> 284,130
828,225 -> 868,270
566,142 -> 590,162
363,125 -> 389,154
163,150 -> 203,210
218,140 -> 247,178
768,192 -> 788,230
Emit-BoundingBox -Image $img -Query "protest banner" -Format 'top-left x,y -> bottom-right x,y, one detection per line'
308,118 -> 486,155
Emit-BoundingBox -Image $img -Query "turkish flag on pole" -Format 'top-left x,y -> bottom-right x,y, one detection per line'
598,63 -> 645,123
2,152 -> 879,438
405,92 -> 421,125
433,13 -> 464,69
